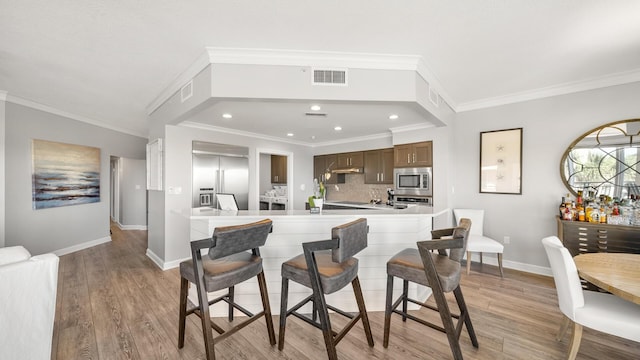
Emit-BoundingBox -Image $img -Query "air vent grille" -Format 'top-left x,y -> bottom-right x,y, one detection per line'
305,112 -> 327,117
428,85 -> 440,107
312,69 -> 347,85
181,80 -> 193,103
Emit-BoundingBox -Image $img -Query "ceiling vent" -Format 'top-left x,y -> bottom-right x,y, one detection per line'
428,85 -> 440,107
312,69 -> 347,86
180,80 -> 193,103
305,112 -> 328,117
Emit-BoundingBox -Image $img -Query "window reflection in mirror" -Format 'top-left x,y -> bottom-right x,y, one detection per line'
561,119 -> 640,199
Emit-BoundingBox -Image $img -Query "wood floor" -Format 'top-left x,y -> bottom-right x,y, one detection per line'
51,224 -> 640,360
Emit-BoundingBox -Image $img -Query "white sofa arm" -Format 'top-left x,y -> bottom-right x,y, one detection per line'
0,248 -> 59,360
0,246 -> 31,266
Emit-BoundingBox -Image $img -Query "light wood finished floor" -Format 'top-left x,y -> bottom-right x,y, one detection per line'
51,224 -> 640,360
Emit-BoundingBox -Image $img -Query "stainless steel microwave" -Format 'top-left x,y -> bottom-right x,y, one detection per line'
394,167 -> 432,196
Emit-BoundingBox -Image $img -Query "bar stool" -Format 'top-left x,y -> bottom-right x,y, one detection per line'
278,218 -> 374,360
178,219 -> 276,360
383,219 -> 478,360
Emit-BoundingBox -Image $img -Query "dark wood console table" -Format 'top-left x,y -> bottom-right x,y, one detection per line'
556,216 -> 640,291
556,216 -> 640,256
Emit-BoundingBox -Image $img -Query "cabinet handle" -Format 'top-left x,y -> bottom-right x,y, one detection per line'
407,154 -> 410,163
381,173 -> 384,182
413,153 -> 416,163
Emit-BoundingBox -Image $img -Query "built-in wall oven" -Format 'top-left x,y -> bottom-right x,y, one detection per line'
394,167 -> 432,197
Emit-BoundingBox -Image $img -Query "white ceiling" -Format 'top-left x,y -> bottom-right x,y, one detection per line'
2,1 -> 640,142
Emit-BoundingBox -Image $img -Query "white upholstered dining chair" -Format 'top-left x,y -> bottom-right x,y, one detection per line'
541,236 -> 640,360
453,209 -> 504,277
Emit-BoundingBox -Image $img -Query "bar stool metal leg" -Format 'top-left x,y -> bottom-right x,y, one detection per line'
278,277 -> 289,350
383,274 -> 394,348
352,277 -> 374,347
178,277 -> 189,349
257,271 -> 276,345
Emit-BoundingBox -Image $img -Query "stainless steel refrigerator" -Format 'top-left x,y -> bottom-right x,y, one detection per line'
192,154 -> 249,210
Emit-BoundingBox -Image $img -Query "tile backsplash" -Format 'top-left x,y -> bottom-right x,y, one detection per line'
325,174 -> 391,203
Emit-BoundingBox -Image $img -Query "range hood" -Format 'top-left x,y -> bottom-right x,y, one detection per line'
332,167 -> 364,174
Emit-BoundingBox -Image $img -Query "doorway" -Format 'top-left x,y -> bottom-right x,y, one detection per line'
255,149 -> 293,210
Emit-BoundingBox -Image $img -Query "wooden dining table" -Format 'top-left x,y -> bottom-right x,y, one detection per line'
573,253 -> 640,305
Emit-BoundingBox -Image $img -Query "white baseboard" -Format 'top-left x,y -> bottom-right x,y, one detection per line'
145,248 -> 165,269
145,248 -> 188,270
53,236 -> 112,256
116,222 -> 148,231
466,253 -> 552,277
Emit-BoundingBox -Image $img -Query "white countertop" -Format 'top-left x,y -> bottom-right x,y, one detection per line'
190,205 -> 442,218
323,200 -> 418,210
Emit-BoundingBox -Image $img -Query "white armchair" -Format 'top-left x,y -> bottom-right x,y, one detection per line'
453,209 -> 504,277
0,246 -> 59,360
541,236 -> 640,360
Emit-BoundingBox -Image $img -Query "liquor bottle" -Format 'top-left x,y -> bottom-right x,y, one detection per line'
585,202 -> 593,222
599,206 -> 607,223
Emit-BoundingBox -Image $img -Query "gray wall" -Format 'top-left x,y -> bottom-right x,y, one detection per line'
0,99 -> 5,248
120,158 -> 147,227
259,153 -> 272,194
452,81 -> 640,272
5,103 -> 147,255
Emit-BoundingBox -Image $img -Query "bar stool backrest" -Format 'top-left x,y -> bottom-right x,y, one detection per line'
331,218 -> 368,263
447,218 -> 471,262
208,219 -> 273,260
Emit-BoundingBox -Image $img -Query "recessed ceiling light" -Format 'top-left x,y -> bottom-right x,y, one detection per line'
334,126 -> 342,131
222,113 -> 232,119
310,105 -> 321,111
287,133 -> 294,137
389,114 -> 399,120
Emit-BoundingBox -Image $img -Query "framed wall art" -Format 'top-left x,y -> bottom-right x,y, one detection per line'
32,139 -> 101,209
479,128 -> 522,194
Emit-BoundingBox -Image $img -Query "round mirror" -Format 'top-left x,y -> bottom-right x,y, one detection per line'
560,119 -> 640,199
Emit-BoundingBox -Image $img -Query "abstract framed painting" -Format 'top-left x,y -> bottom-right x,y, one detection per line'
479,128 -> 523,194
32,139 -> 101,209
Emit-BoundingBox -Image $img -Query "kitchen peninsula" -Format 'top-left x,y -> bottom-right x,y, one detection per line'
188,206 -> 447,315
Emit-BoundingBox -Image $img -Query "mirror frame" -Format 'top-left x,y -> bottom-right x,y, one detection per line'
560,118 -> 640,197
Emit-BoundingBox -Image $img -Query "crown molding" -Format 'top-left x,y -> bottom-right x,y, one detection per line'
146,47 -> 454,116
181,120 -> 392,148
181,121 -> 311,147
456,67 -> 640,112
205,47 -> 422,69
0,90 -> 7,101
309,131 -> 392,148
389,122 -> 436,134
6,94 -> 147,138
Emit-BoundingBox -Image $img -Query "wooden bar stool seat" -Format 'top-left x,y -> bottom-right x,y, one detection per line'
383,218 -> 479,360
278,218 -> 374,360
178,219 -> 276,360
